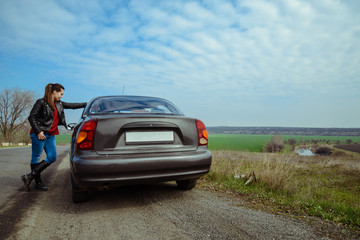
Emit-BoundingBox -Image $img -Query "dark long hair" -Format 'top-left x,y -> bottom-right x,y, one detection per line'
44,83 -> 64,110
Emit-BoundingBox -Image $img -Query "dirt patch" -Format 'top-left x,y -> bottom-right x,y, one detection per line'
334,144 -> 360,154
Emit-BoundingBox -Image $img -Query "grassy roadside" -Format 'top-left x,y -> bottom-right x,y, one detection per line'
198,150 -> 360,232
55,135 -> 72,145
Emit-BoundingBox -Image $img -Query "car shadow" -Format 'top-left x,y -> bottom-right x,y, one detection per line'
47,167 -> 194,214
90,182 -> 186,204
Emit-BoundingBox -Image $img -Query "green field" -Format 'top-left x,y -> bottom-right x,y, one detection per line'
208,134 -> 360,152
55,135 -> 72,145
208,134 -> 271,152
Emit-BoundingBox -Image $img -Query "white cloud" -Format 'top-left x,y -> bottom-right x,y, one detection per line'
0,0 -> 359,127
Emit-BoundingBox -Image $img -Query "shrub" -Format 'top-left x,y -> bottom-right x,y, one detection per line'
288,139 -> 297,145
311,139 -> 319,144
264,134 -> 284,153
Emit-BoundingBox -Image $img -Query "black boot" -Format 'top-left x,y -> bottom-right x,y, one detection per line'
21,160 -> 49,192
31,164 -> 48,191
34,176 -> 48,191
21,173 -> 33,192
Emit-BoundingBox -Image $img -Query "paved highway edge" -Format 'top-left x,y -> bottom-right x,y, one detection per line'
0,149 -> 69,240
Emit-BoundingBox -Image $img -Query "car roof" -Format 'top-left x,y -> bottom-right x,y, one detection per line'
88,95 -> 168,102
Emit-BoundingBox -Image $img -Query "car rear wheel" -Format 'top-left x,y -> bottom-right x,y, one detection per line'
71,174 -> 89,203
176,179 -> 197,190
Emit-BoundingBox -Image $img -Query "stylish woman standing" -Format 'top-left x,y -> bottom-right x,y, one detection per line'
21,83 -> 87,192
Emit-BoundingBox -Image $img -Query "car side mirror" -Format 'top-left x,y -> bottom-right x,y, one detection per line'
67,123 -> 77,131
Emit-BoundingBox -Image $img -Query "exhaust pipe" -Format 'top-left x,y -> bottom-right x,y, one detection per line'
99,184 -> 113,191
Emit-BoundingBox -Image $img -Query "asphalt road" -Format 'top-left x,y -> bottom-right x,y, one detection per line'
0,147 -> 335,240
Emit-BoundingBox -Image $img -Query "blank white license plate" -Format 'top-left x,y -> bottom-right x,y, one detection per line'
126,131 -> 174,143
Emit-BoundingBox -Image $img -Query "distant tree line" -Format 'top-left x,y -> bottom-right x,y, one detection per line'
208,126 -> 360,136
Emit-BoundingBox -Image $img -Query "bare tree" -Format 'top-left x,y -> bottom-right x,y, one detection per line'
16,120 -> 32,144
0,88 -> 36,144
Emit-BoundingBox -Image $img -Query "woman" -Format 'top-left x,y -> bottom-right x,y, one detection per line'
21,83 -> 87,192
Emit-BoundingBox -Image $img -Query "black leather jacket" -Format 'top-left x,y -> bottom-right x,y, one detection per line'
28,98 -> 87,135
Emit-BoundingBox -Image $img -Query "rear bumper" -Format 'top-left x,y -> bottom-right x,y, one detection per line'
70,150 -> 212,190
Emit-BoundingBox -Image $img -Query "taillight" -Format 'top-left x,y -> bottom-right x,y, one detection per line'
195,119 -> 208,146
76,119 -> 97,150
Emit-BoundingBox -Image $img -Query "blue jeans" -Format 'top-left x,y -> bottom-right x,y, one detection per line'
30,133 -> 57,165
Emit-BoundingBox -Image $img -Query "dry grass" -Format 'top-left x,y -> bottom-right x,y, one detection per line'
200,150 -> 360,230
208,151 -> 297,192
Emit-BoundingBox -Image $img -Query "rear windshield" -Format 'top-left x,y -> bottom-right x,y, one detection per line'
87,96 -> 183,115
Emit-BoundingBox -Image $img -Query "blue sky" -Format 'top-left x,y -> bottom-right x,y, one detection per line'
1,0 -> 359,128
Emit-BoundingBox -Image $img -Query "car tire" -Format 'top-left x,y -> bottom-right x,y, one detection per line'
176,179 -> 197,190
71,174 -> 89,203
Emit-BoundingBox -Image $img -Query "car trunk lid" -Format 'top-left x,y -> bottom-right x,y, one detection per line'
93,115 -> 198,155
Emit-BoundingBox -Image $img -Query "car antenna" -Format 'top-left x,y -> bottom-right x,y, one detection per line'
122,86 -> 125,95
